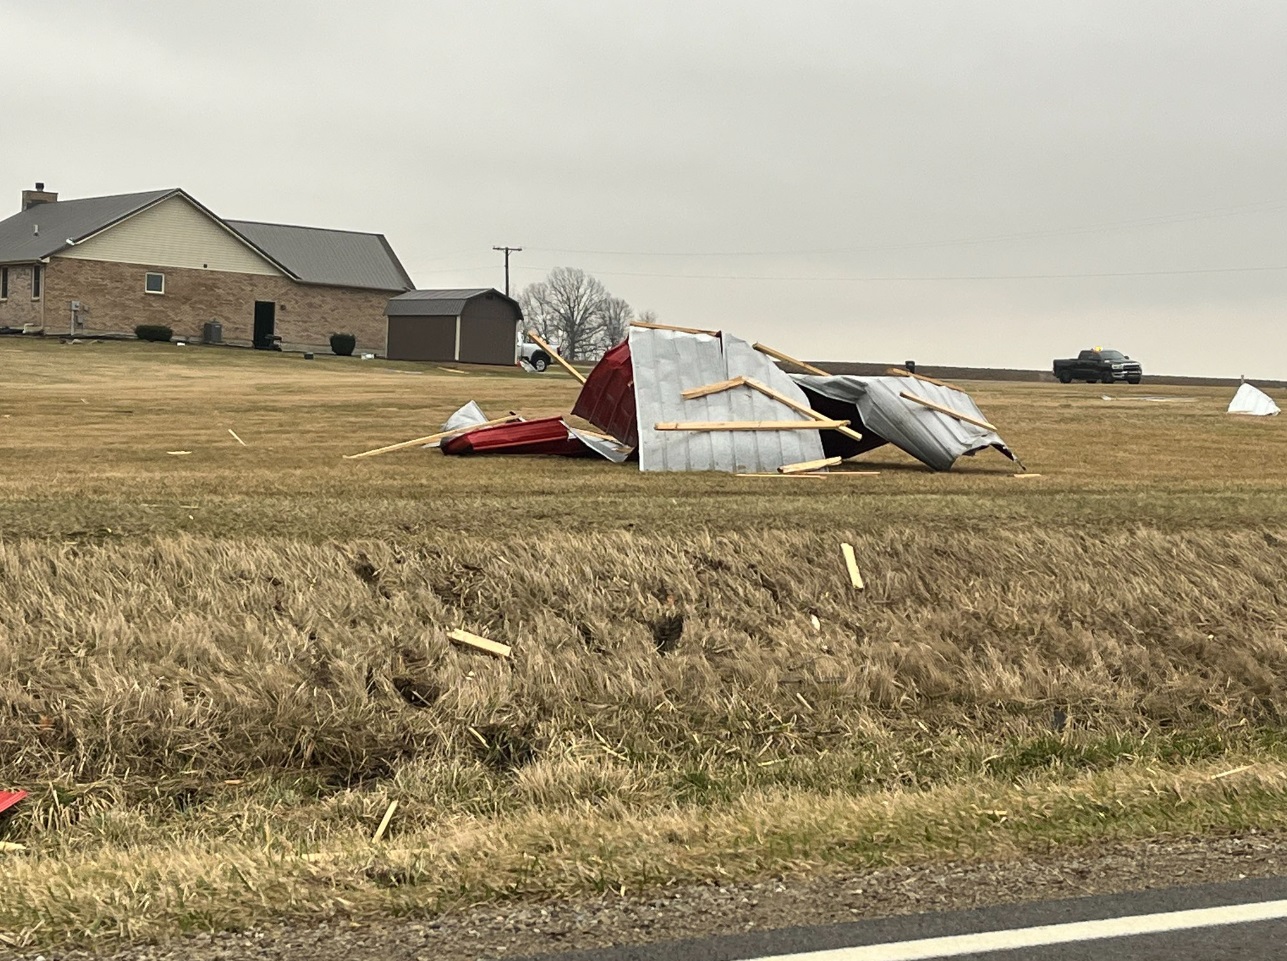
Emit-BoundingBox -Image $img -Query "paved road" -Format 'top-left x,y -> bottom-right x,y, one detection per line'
513,876 -> 1287,961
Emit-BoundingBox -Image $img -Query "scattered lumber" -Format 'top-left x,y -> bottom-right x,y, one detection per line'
681,376 -> 747,400
448,628 -> 512,659
840,542 -> 864,590
752,342 -> 830,376
899,391 -> 998,432
166,451 -> 192,456
779,456 -> 842,474
630,321 -> 721,336
737,472 -> 831,478
655,419 -> 849,431
1012,473 -> 1043,478
372,799 -> 398,842
885,367 -> 962,391
344,415 -> 521,459
526,329 -> 586,384
228,429 -> 247,446
742,377 -> 864,443
0,842 -> 26,854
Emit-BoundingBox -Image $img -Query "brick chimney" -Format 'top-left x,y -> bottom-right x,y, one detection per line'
21,182 -> 58,211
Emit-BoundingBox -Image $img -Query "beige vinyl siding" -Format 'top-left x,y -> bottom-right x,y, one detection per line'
58,196 -> 283,276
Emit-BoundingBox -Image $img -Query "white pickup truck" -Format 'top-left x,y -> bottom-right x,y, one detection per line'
517,339 -> 554,372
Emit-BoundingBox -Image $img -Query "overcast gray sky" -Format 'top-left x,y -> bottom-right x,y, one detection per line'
5,0 -> 1285,377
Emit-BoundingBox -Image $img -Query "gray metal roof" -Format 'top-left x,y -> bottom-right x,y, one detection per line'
385,288 -> 514,317
226,220 -> 413,291
631,328 -> 825,473
0,189 -> 175,263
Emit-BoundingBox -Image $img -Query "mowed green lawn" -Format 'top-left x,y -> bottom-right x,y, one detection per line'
1,335 -> 1286,950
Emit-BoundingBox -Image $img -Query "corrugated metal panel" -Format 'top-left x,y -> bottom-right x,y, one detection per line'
793,374 -> 1016,471
632,328 -> 825,473
61,195 -> 281,274
227,220 -> 413,291
0,189 -> 173,263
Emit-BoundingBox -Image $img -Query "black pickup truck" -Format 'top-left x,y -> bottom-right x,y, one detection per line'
1053,348 -> 1143,384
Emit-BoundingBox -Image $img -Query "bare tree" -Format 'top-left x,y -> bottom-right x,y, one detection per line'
518,267 -> 611,360
600,296 -> 633,349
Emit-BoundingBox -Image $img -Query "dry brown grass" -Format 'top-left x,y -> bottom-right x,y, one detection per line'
1,336 -> 1286,949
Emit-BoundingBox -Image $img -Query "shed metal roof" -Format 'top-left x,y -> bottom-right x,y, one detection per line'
385,288 -> 517,317
0,189 -> 175,263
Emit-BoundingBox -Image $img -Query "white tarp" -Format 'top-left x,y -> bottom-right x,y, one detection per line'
443,400 -> 489,432
630,328 -> 825,473
1228,383 -> 1280,416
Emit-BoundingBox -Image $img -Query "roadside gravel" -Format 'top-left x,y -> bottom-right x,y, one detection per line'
13,833 -> 1287,961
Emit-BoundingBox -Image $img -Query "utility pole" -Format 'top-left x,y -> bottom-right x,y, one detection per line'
492,245 -> 522,297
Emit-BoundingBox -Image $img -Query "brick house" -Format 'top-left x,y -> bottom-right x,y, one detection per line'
0,184 -> 413,352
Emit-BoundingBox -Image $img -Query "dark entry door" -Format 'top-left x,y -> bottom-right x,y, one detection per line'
253,301 -> 276,349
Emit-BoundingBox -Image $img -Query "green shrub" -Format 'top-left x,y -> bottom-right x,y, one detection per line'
134,325 -> 173,343
330,333 -> 356,357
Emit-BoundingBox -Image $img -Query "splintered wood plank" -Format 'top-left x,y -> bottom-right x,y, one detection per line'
751,342 -> 830,376
654,419 -> 848,431
448,628 -> 512,658
681,376 -> 747,400
778,456 -> 842,474
899,391 -> 998,432
742,378 -> 864,443
630,321 -> 721,336
525,329 -> 587,383
840,542 -> 864,590
344,415 -> 521,459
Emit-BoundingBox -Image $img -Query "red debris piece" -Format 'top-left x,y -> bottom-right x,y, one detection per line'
0,791 -> 27,815
571,339 -> 637,448
441,416 -> 596,458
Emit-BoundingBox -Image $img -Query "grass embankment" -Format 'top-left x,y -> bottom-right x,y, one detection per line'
0,336 -> 1285,949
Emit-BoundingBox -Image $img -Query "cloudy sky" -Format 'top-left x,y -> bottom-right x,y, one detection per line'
5,1 -> 1285,377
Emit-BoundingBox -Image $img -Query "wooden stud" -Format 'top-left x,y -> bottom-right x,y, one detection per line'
372,799 -> 398,842
629,321 -> 722,336
655,419 -> 849,431
752,342 -> 830,376
681,376 -> 747,399
885,367 -> 962,391
899,391 -> 998,432
778,456 -> 842,474
736,472 -> 831,478
1012,473 -> 1043,478
228,429 -> 247,446
448,628 -> 512,658
741,378 -> 864,443
840,542 -> 864,590
525,329 -> 587,384
344,415 -> 521,459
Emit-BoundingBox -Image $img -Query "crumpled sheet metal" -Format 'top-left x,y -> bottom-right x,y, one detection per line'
571,339 -> 638,446
793,374 -> 1017,471
1228,383 -> 1280,416
631,328 -> 825,473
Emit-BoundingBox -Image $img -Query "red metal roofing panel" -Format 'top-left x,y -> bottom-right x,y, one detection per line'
0,790 -> 26,815
440,417 -> 595,457
571,340 -> 637,447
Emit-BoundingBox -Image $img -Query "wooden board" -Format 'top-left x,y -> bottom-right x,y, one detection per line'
448,628 -> 512,658
840,542 -> 864,590
372,799 -> 398,842
681,376 -> 747,399
525,329 -> 587,384
899,391 -> 998,432
344,415 -> 521,459
779,456 -> 842,474
751,342 -> 830,376
742,378 -> 864,443
655,419 -> 849,431
630,321 -> 721,336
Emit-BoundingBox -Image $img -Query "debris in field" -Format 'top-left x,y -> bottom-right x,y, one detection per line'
228,428 -> 246,446
0,790 -> 26,815
448,628 -> 512,658
1228,383 -> 1280,416
1210,763 -> 1256,780
0,842 -> 26,854
1013,473 -> 1043,478
525,328 -> 586,383
166,450 -> 192,456
344,414 -> 521,459
779,456 -> 842,474
372,799 -> 398,842
441,416 -> 631,461
810,614 -> 821,630
652,613 -> 684,653
840,543 -> 864,590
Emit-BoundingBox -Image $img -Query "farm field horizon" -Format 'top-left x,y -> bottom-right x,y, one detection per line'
2,335 -> 1287,953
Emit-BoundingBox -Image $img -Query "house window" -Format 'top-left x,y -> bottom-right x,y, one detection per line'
31,266 -> 41,300
0,267 -> 7,300
145,272 -> 165,294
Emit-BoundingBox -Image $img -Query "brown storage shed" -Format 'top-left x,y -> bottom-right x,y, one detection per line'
385,288 -> 521,365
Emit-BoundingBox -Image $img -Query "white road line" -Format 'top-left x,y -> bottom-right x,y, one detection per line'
750,898 -> 1287,961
